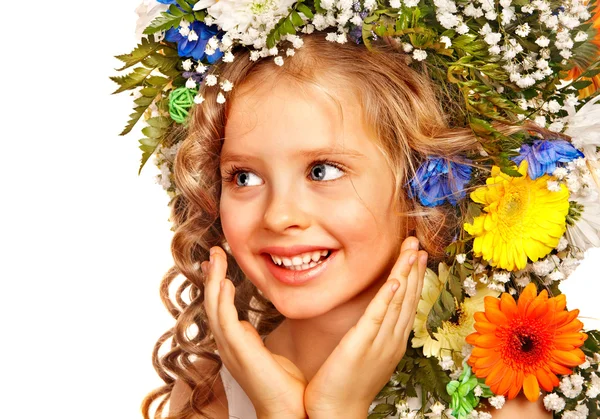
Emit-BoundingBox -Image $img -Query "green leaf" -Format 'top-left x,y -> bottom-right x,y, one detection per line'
120,106 -> 150,136
147,116 -> 172,129
142,125 -> 165,139
291,11 -> 304,26
415,356 -> 451,403
582,330 -> 600,357
134,95 -> 155,107
176,0 -> 193,12
147,75 -> 170,87
140,87 -> 159,97
138,137 -> 161,175
297,4 -> 314,19
144,5 -> 188,34
110,66 -> 154,94
368,403 -> 396,419
282,17 -> 296,34
143,52 -> 179,74
114,35 -> 161,71
573,80 -> 593,90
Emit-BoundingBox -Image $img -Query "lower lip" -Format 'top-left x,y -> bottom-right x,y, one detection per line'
263,250 -> 338,286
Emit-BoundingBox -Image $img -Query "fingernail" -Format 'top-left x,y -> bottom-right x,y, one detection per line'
210,247 -> 217,256
410,238 -> 419,250
409,253 -> 418,265
220,279 -> 225,289
390,281 -> 400,293
201,262 -> 207,275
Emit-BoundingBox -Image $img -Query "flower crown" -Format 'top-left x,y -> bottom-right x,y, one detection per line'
113,0 -> 600,417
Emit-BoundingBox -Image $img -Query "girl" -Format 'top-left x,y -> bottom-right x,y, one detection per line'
140,35 -> 553,419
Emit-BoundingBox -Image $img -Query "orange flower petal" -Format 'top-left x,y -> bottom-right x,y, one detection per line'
523,374 -> 540,402
496,367 -> 517,396
552,349 -> 585,367
475,333 -> 501,348
548,361 -> 572,376
507,370 -> 525,400
517,283 -> 538,314
485,306 -> 509,325
500,293 -> 518,319
475,321 -> 498,334
536,368 -> 558,392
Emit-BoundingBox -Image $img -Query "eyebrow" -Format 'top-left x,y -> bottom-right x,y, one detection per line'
220,147 -> 366,166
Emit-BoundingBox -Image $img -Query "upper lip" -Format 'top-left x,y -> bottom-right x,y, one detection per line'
259,245 -> 333,257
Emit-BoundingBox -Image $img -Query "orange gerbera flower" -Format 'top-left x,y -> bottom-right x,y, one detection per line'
466,283 -> 587,402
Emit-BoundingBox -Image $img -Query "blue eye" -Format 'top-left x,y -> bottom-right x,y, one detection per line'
310,162 -> 345,181
234,171 -> 263,187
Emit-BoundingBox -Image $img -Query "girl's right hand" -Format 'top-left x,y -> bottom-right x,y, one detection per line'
202,246 -> 308,419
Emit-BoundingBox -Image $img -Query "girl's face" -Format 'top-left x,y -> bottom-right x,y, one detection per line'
219,77 -> 405,319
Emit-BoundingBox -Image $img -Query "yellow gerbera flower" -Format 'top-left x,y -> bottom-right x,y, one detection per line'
464,161 -> 569,271
412,264 -> 499,361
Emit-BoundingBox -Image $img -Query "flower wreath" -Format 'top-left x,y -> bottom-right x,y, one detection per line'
113,0 -> 600,417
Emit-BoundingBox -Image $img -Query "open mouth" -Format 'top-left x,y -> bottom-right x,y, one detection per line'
266,250 -> 333,271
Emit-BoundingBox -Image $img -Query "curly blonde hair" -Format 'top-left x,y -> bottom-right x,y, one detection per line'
141,33 -> 527,419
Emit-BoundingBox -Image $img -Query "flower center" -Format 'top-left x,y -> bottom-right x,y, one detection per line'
518,334 -> 534,352
499,192 -> 523,219
250,0 -> 275,14
500,318 -> 551,372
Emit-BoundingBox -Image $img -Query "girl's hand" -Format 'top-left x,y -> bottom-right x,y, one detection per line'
203,246 -> 308,419
303,237 -> 427,419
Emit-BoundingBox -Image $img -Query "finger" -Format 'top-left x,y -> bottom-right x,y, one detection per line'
352,250 -> 418,348
399,250 -> 427,343
217,277 -> 245,340
393,250 -> 421,339
203,247 -> 228,344
400,236 -> 420,253
406,251 -> 427,339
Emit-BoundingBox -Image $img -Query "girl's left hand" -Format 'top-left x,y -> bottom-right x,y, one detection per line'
304,237 -> 427,419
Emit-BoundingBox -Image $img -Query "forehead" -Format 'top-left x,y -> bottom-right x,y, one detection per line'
222,77 -> 380,161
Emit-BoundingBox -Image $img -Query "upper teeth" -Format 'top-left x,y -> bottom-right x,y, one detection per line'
270,250 -> 329,267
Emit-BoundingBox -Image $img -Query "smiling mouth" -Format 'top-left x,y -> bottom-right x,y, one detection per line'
266,250 -> 333,271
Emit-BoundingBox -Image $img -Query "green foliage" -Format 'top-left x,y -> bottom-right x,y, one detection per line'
582,330 -> 600,358
266,3 -> 310,49
367,403 -> 397,419
138,116 -> 173,174
114,35 -> 162,71
144,3 -> 194,34
110,66 -> 154,94
425,265 -> 463,337
374,344 -> 451,413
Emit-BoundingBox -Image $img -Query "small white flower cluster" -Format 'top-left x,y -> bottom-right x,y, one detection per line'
312,0 -> 367,45
153,141 -> 183,194
560,373 -> 585,398
543,354 -> 600,417
467,410 -> 492,419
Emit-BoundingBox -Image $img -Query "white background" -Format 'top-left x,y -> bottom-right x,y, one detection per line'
0,1 -> 598,418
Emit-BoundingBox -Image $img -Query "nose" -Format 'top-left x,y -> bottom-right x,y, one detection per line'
262,186 -> 311,233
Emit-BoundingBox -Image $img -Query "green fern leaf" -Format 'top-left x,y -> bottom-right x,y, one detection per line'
110,67 -> 154,94
114,35 -> 161,71
139,137 -> 161,175
144,5 -> 189,35
121,106 -> 149,136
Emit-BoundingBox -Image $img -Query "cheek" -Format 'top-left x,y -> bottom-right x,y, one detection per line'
220,195 -> 255,260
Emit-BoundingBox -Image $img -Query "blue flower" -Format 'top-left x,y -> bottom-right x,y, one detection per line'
512,139 -> 583,180
409,157 -> 472,207
165,21 -> 224,62
157,0 -> 178,4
